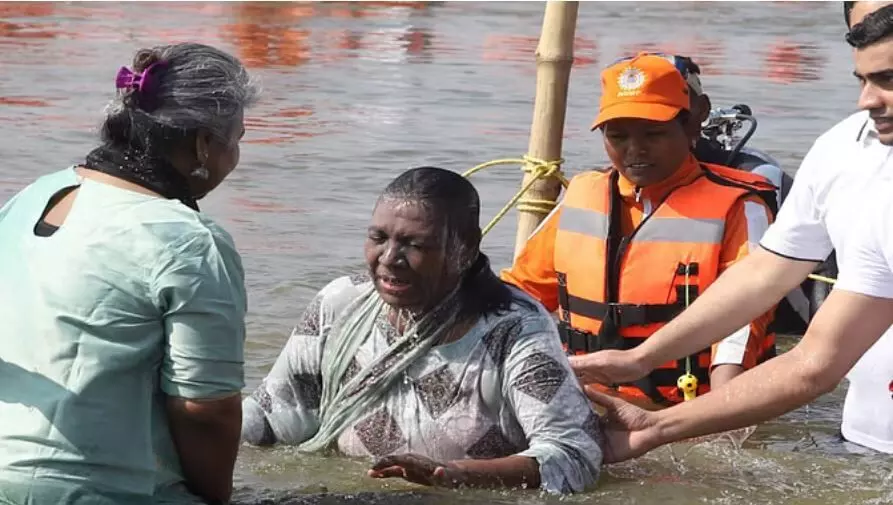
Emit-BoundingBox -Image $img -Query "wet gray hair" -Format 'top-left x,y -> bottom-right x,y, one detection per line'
100,42 -> 260,157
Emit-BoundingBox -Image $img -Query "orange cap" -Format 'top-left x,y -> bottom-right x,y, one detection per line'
591,52 -> 690,130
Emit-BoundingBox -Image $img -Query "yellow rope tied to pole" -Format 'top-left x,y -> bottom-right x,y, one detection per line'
463,155 -> 568,237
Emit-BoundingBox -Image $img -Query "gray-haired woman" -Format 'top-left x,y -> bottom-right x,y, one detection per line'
0,43 -> 258,504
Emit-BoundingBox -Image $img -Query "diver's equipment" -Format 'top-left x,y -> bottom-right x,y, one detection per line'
701,104 -> 758,166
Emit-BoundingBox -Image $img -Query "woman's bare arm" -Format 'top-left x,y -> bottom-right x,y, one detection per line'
167,394 -> 242,504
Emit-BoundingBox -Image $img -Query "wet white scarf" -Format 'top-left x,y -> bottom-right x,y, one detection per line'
298,283 -> 461,453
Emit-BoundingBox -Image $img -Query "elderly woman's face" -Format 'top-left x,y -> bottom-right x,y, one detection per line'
364,198 -> 460,312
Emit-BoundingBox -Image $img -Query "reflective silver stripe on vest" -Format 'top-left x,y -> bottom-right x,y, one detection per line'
558,206 -> 609,239
559,207 -> 724,244
636,217 -> 725,244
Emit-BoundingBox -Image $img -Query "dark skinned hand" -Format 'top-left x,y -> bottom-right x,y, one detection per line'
367,453 -> 468,488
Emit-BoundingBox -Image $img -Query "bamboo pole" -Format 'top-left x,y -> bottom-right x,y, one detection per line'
512,0 -> 578,259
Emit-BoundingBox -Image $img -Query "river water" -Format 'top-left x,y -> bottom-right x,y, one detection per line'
1,1 -> 890,503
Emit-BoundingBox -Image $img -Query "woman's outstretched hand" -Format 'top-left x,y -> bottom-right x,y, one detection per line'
368,453 -> 467,488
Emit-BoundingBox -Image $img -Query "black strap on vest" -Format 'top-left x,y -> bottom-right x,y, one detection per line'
563,296 -> 686,328
557,278 -> 710,406
604,170 -> 623,305
558,273 -> 700,339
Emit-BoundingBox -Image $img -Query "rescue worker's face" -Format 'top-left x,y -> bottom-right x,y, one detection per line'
602,117 -> 691,187
851,2 -> 893,145
365,198 -> 460,312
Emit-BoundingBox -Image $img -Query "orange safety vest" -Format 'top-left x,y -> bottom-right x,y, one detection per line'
554,164 -> 778,406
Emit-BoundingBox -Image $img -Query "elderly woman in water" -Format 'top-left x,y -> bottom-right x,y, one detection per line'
242,167 -> 603,493
0,43 -> 256,504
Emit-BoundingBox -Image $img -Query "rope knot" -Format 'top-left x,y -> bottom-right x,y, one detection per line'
462,154 -> 568,237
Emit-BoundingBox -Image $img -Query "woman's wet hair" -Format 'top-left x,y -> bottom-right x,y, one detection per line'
101,42 -> 259,157
379,166 -> 515,319
846,3 -> 893,48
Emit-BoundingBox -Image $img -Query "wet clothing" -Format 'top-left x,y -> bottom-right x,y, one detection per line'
836,188 -> 893,454
0,167 -> 247,504
242,275 -> 603,494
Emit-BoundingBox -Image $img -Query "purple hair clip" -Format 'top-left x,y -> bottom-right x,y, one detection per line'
115,61 -> 168,111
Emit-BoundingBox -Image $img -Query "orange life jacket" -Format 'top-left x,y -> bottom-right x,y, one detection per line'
554,164 -> 778,406
707,163 -> 780,216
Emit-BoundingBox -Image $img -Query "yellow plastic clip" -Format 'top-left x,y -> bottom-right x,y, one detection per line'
677,373 -> 698,401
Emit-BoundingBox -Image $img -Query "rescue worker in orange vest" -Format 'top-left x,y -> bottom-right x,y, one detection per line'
501,53 -> 779,410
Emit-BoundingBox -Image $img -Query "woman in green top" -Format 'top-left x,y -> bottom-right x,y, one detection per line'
0,42 -> 258,505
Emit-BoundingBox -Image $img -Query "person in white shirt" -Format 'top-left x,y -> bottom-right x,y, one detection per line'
832,185 -> 893,442
568,0 -> 893,460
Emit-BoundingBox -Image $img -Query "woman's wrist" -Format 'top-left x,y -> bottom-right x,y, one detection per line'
443,459 -> 479,484
444,456 -> 539,489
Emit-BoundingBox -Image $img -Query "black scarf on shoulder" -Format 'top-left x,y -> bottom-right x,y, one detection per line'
83,144 -> 199,211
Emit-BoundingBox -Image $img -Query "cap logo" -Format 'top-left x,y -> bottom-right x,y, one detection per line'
617,66 -> 646,97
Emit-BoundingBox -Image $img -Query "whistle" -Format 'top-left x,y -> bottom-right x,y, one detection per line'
677,373 -> 698,401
